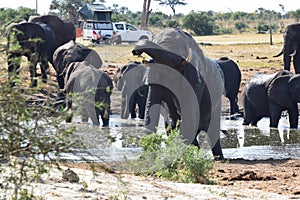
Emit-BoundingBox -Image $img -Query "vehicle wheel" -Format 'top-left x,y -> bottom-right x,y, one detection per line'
139,36 -> 149,40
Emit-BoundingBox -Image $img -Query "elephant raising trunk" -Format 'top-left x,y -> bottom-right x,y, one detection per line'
132,28 -> 225,160
273,23 -> 300,74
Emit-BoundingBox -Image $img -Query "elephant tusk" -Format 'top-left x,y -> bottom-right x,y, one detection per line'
186,48 -> 193,63
273,50 -> 283,57
289,50 -> 297,57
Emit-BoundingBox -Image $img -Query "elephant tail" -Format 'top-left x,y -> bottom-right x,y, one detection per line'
273,49 -> 283,57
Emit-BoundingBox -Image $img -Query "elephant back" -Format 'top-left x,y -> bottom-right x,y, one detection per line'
36,22 -> 57,63
53,41 -> 102,74
29,15 -> 76,47
7,23 -> 46,55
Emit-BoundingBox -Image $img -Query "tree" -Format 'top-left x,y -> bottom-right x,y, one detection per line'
49,0 -> 96,17
155,0 -> 187,16
183,11 -> 216,35
291,9 -> 300,22
0,7 -> 36,34
141,0 -> 152,29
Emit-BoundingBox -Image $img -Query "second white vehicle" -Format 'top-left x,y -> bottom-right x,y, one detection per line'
112,22 -> 152,43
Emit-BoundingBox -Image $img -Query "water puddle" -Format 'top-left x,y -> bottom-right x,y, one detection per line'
62,114 -> 300,161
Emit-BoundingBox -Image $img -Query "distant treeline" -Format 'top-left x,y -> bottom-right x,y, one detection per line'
1,6 -> 299,36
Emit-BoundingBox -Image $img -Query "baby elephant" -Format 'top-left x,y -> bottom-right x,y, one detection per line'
242,70 -> 300,128
114,61 -> 148,119
64,61 -> 113,126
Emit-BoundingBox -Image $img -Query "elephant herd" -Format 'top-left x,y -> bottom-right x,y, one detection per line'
6,15 -> 300,160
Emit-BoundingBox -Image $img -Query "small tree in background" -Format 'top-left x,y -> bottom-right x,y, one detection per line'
291,9 -> 300,22
154,0 -> 187,16
183,11 -> 216,35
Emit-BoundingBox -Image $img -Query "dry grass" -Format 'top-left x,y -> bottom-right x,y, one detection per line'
86,33 -> 285,72
0,33 -> 286,79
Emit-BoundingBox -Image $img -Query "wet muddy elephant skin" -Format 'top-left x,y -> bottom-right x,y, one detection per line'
132,28 -> 225,160
216,57 -> 241,116
274,23 -> 300,74
63,61 -> 113,126
113,61 -> 148,119
242,70 -> 300,128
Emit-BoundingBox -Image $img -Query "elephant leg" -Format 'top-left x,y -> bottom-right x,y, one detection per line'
137,96 -> 146,119
100,106 -> 110,127
29,56 -> 39,87
228,96 -> 239,116
211,138 -> 224,160
293,52 -> 300,74
65,98 -> 73,123
165,99 -> 181,130
85,101 -> 100,126
283,54 -> 291,71
7,53 -> 21,86
40,59 -> 49,83
129,93 -> 137,118
288,104 -> 299,129
269,101 -> 282,128
144,84 -> 163,133
81,109 -> 89,123
243,98 -> 257,126
137,87 -> 148,119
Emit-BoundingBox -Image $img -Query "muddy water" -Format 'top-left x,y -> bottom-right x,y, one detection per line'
63,114 -> 300,162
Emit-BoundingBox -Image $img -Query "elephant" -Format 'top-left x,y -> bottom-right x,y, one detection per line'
216,57 -> 241,116
53,40 -> 102,91
242,70 -> 300,128
29,15 -> 76,50
63,61 -> 113,126
132,28 -> 225,160
113,61 -> 148,119
6,15 -> 76,87
274,23 -> 300,74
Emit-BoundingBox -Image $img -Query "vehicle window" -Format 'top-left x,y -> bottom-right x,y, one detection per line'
85,23 -> 93,30
115,24 -> 124,30
126,24 -> 137,31
93,22 -> 113,30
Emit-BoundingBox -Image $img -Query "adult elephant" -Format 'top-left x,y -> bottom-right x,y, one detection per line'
216,57 -> 241,116
274,23 -> 300,74
6,22 -> 56,87
63,61 -> 113,126
132,28 -> 225,160
29,15 -> 76,50
113,61 -> 148,119
7,15 -> 76,87
242,70 -> 300,128
53,40 -> 102,91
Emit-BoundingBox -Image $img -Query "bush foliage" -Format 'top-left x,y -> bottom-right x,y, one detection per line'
0,73 -> 80,199
125,129 -> 214,183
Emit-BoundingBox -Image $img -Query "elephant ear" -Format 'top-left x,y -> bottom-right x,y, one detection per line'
268,75 -> 293,108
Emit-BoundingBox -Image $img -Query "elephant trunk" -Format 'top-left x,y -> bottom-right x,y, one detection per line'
132,39 -> 184,68
120,93 -> 130,119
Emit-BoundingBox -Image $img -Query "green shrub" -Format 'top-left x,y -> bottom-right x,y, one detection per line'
125,129 -> 214,183
0,75 -> 80,199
